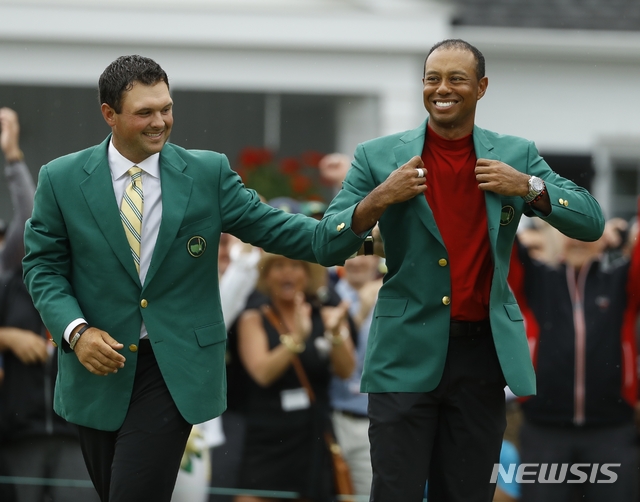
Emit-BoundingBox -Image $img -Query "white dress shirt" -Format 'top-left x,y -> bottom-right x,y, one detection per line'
64,140 -> 162,342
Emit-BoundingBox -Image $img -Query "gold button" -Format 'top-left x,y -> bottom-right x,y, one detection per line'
442,296 -> 451,305
438,258 -> 448,267
563,200 -> 569,207
337,223 -> 345,231
558,198 -> 564,205
51,340 -> 58,348
129,344 -> 138,353
140,299 -> 148,308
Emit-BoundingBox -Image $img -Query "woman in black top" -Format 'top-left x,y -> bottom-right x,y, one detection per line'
235,253 -> 355,502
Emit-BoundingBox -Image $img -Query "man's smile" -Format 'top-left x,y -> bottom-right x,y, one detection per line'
434,100 -> 457,109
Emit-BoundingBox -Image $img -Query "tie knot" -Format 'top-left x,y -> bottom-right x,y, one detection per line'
128,166 -> 143,179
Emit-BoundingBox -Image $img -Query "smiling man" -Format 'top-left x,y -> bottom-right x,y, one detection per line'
312,39 -> 605,501
22,55 -> 319,502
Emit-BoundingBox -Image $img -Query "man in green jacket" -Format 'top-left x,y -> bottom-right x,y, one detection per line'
22,55 -> 318,502
312,39 -> 604,502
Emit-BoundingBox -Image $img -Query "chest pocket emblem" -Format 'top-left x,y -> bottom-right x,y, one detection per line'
187,236 -> 207,257
500,205 -> 515,226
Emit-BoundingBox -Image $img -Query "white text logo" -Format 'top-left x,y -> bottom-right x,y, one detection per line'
490,463 -> 620,484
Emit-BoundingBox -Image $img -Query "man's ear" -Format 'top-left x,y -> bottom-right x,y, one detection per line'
477,76 -> 489,100
101,103 -> 117,127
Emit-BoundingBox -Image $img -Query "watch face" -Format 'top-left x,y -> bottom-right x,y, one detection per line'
530,176 -> 545,192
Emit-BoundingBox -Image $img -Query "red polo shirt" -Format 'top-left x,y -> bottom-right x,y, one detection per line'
422,124 -> 492,321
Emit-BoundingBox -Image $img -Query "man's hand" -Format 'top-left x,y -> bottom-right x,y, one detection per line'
476,158 -> 552,215
0,327 -> 48,364
73,327 -> 125,376
600,217 -> 629,250
372,224 -> 385,258
475,159 -> 529,196
352,156 -> 427,235
374,156 -> 427,206
0,107 -> 23,162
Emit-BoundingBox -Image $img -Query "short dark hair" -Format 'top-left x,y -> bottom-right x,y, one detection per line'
99,55 -> 169,113
424,39 -> 486,81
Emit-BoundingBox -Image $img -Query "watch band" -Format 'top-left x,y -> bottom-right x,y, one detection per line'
363,235 -> 374,256
69,324 -> 90,351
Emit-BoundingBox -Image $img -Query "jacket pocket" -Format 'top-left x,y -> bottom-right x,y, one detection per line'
504,303 -> 523,321
194,321 -> 227,347
375,297 -> 408,317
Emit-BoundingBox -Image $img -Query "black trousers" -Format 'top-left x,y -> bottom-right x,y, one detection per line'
368,331 -> 507,502
78,339 -> 192,502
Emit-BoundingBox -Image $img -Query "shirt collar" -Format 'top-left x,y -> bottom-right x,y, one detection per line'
108,139 -> 161,181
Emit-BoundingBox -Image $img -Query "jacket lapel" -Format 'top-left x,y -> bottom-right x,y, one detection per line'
394,119 -> 445,246
472,126 -> 502,251
80,136 -> 141,285
143,145 -> 192,288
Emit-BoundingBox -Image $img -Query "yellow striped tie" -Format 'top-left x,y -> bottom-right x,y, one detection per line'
121,166 -> 144,273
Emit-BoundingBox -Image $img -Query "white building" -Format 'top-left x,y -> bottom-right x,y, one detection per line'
0,0 -> 639,218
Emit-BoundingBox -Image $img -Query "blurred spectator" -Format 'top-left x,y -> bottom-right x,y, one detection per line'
516,218 -> 563,266
0,106 -> 33,406
508,217 -> 640,501
0,107 -> 34,276
0,108 -> 97,502
234,253 -> 355,502
213,199 -> 353,501
0,270 -> 99,502
330,254 -> 382,496
318,153 -> 350,196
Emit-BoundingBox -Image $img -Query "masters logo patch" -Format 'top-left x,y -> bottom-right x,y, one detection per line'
500,205 -> 515,226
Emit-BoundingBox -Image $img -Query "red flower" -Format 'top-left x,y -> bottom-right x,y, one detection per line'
279,157 -> 301,175
239,147 -> 273,170
291,175 -> 312,194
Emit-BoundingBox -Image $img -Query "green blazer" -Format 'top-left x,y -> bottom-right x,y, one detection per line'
312,120 -> 604,397
23,136 -> 317,430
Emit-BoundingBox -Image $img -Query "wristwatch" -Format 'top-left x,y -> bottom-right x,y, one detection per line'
69,324 -> 90,351
363,235 -> 374,256
522,176 -> 546,204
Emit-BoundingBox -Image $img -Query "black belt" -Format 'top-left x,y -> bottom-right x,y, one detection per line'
449,319 -> 491,338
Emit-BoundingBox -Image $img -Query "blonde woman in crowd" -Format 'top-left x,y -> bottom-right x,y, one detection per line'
234,253 -> 355,502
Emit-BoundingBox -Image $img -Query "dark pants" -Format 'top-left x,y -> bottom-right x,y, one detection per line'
78,339 -> 192,502
368,331 -> 507,502
519,419 -> 638,502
